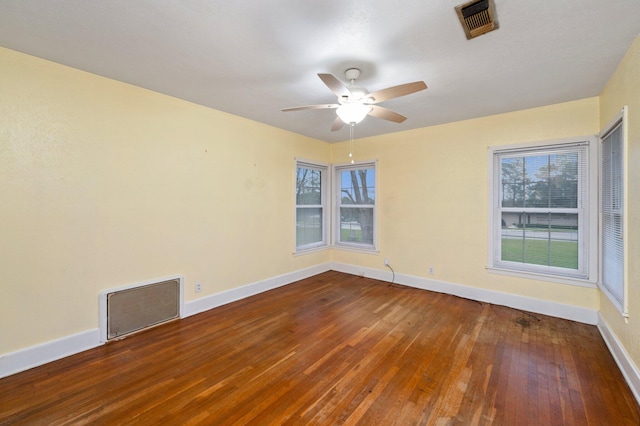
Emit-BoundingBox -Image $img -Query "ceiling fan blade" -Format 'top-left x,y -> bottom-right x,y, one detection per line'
367,81 -> 427,104
368,105 -> 407,123
318,73 -> 350,98
331,116 -> 345,132
281,104 -> 339,112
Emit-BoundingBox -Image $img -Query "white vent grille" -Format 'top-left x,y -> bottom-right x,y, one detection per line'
100,276 -> 182,342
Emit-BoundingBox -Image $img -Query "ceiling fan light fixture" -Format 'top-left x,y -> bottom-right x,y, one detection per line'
336,103 -> 371,124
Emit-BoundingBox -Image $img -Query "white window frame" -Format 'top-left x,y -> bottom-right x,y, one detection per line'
333,160 -> 378,252
599,107 -> 628,317
294,159 -> 329,253
487,137 -> 598,286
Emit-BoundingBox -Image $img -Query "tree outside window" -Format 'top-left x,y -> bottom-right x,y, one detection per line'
336,163 -> 376,249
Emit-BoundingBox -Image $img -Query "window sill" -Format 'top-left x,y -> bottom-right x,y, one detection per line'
486,266 -> 597,288
599,285 -> 629,318
293,245 -> 329,256
333,244 -> 379,255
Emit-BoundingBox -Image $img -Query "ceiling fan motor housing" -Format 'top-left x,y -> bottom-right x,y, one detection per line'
345,68 -> 361,81
348,86 -> 369,100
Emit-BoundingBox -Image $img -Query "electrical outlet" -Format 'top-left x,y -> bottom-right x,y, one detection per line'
384,258 -> 390,266
195,282 -> 202,293
428,267 -> 434,275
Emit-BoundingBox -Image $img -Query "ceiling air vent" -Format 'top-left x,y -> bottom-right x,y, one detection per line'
455,0 -> 498,40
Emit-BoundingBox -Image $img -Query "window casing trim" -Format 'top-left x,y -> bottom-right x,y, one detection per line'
294,159 -> 330,254
333,160 -> 378,252
598,106 -> 628,317
487,136 -> 598,284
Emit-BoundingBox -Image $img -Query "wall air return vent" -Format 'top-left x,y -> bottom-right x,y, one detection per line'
99,276 -> 183,342
455,0 -> 498,40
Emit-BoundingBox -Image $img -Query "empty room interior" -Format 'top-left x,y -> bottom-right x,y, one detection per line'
2,0 -> 640,424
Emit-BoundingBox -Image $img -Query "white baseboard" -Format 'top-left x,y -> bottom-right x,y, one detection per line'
183,262 -> 331,317
0,329 -> 101,379
598,313 -> 640,405
329,262 -> 599,325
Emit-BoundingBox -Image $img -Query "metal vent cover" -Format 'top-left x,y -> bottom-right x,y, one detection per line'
106,278 -> 180,340
455,0 -> 498,40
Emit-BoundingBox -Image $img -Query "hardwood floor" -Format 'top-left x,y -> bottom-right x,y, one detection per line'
1,271 -> 639,425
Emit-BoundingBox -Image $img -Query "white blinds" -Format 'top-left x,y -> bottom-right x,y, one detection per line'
601,120 -> 625,309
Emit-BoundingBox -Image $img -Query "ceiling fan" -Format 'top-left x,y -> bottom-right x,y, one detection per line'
282,68 -> 427,131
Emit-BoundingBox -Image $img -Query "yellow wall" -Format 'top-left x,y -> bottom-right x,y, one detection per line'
0,47 -> 330,354
331,98 -> 600,308
599,35 -> 640,365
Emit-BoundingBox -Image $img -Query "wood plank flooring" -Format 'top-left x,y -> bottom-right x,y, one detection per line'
1,271 -> 639,425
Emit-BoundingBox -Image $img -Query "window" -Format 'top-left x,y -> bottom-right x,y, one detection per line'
600,109 -> 626,315
334,161 -> 377,251
295,161 -> 328,252
489,140 -> 595,281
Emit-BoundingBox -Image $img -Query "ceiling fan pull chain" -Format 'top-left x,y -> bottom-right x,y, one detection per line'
349,123 -> 355,164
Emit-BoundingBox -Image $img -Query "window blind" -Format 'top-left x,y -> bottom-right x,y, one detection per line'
601,121 -> 624,308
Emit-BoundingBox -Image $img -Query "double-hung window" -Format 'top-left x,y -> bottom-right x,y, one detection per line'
489,139 -> 594,281
295,160 -> 328,252
335,161 -> 377,251
600,109 -> 626,315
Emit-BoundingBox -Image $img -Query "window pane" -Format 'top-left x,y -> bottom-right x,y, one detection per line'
296,207 -> 323,246
601,123 -> 624,305
340,207 -> 373,245
602,213 -> 623,302
502,153 -> 578,208
501,157 -> 525,207
524,154 -> 547,208
548,153 -> 578,208
501,212 -> 578,270
603,126 -> 623,211
296,167 -> 322,205
340,168 -> 375,205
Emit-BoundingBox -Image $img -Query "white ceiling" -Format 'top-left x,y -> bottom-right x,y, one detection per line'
1,1 -> 639,142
